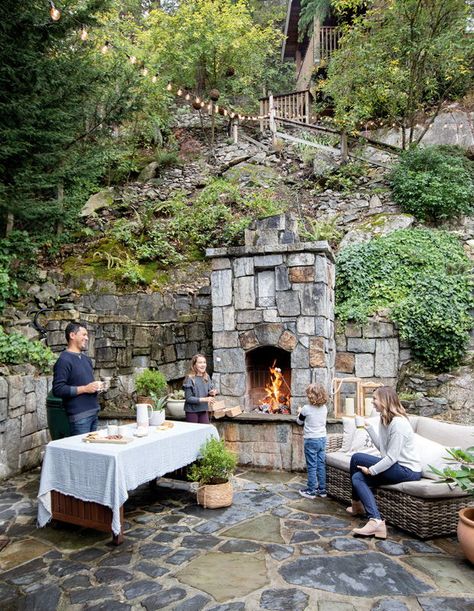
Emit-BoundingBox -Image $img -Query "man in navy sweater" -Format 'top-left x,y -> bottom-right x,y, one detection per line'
52,322 -> 101,435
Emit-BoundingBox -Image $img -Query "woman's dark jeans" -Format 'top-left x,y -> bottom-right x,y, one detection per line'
350,452 -> 422,520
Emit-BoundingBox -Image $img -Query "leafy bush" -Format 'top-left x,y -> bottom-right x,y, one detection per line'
135,369 -> 168,398
0,327 -> 55,373
300,215 -> 342,246
0,256 -> 19,314
390,146 -> 474,222
336,229 -> 473,371
188,438 -> 237,485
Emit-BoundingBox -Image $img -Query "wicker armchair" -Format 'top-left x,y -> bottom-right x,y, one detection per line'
326,433 -> 473,539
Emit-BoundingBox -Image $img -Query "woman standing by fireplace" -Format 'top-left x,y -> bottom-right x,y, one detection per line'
183,354 -> 217,424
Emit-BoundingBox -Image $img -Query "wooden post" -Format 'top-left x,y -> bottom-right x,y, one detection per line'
340,130 -> 348,163
260,99 -> 264,133
304,90 -> 310,124
269,92 -> 277,145
232,120 -> 238,144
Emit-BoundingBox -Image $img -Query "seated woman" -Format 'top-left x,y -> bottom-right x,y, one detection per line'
348,386 -> 422,539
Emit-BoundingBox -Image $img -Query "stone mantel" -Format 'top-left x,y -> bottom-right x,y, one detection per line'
206,241 -> 335,262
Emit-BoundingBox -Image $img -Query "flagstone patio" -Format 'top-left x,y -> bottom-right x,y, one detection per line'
0,469 -> 473,610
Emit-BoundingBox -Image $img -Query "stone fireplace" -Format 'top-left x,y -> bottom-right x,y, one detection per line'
206,213 -> 335,413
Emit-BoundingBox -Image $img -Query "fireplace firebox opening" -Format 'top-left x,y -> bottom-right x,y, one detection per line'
245,346 -> 291,413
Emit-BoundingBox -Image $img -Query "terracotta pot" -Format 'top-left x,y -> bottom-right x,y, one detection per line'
196,480 -> 233,509
458,506 -> 474,563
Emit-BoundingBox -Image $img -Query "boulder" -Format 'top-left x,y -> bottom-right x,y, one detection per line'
80,188 -> 114,217
340,213 -> 415,249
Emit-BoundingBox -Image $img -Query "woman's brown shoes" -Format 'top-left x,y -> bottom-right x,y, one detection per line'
346,500 -> 365,516
352,519 -> 387,539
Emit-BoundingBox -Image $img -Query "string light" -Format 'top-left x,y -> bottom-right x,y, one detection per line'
166,82 -> 173,91
50,1 -> 61,21
142,67 -> 148,76
185,93 -> 191,100
129,55 -> 137,64
152,75 -> 157,83
200,101 -> 205,107
177,88 -> 183,96
80,28 -> 88,41
101,41 -> 110,54
195,97 -> 201,104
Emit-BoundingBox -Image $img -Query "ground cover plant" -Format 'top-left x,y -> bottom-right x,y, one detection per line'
390,145 -> 474,222
0,327 -> 55,373
336,228 -> 473,371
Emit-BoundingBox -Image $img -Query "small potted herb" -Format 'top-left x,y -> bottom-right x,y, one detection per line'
134,369 -> 168,425
188,438 -> 237,508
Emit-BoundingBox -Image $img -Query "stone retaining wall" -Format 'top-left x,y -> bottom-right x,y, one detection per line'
0,374 -> 51,480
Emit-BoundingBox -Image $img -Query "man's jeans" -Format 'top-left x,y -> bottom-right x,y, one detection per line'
69,414 -> 98,436
350,452 -> 422,519
304,437 -> 327,494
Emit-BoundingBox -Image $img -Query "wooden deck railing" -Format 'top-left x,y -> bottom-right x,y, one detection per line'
315,25 -> 342,63
259,90 -> 313,128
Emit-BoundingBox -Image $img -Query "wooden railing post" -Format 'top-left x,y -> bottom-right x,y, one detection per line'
340,130 -> 348,163
304,90 -> 310,124
259,99 -> 264,133
269,92 -> 277,145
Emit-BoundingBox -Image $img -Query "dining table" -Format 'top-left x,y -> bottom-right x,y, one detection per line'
37,421 -> 219,544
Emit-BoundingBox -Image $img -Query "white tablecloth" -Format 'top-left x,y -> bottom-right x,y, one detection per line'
37,421 -> 219,535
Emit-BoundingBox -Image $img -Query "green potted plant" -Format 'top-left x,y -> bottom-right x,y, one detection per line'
188,438 -> 237,509
166,389 -> 186,420
430,447 -> 474,563
134,369 -> 168,426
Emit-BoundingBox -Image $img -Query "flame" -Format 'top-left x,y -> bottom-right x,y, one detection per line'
259,360 -> 290,413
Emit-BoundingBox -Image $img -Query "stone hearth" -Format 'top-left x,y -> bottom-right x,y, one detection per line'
206,214 -> 335,413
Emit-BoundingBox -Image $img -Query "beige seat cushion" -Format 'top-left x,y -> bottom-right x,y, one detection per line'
326,451 -> 351,470
381,478 -> 468,499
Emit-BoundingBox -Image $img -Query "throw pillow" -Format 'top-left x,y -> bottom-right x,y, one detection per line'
413,433 -> 454,480
341,415 -> 380,455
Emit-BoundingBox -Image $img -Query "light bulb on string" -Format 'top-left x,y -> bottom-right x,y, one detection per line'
101,41 -> 110,54
177,88 -> 183,96
166,82 -> 173,91
129,55 -> 137,64
200,101 -> 205,108
207,103 -> 212,111
152,75 -> 157,83
50,1 -> 61,21
223,109 -> 228,116
80,28 -> 88,41
185,93 -> 190,100
142,67 -> 148,76
195,97 -> 200,104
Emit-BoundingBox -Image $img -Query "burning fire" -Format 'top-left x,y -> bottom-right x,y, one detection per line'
258,361 -> 291,414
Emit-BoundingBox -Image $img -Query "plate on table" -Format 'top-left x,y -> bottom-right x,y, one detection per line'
156,421 -> 174,431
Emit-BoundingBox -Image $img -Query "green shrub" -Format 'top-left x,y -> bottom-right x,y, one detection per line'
390,146 -> 474,222
336,228 -> 473,371
0,256 -> 19,314
188,438 -> 237,485
0,327 -> 55,373
135,369 -> 168,398
300,215 -> 342,246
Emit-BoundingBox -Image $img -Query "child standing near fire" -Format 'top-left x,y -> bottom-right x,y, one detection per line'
183,354 -> 218,424
297,383 -> 328,499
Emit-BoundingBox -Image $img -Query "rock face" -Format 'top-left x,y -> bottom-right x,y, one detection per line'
339,213 -> 415,248
80,188 -> 114,217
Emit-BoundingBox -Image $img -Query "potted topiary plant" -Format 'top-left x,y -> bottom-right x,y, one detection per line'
430,446 -> 474,563
134,369 -> 168,426
188,438 -> 237,509
166,389 -> 186,420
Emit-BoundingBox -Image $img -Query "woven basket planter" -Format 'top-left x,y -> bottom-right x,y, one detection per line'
196,480 -> 233,509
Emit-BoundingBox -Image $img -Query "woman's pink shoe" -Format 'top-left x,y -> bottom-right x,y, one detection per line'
352,519 -> 387,539
346,500 -> 365,516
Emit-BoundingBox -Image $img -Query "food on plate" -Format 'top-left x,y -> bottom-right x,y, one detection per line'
106,434 -> 123,440
157,421 -> 174,430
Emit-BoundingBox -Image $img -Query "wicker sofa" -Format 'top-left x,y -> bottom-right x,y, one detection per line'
326,415 -> 474,539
